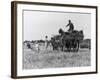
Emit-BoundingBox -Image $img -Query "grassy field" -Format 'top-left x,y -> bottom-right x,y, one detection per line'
23,45 -> 91,69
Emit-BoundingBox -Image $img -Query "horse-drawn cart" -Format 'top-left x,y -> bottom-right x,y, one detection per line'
51,28 -> 84,52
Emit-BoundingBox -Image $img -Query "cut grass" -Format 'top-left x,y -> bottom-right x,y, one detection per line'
23,46 -> 90,69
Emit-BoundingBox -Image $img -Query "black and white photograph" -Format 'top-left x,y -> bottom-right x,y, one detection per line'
11,1 -> 97,78
23,10 -> 91,69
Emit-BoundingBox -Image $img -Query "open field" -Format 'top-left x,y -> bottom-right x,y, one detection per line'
23,45 -> 91,69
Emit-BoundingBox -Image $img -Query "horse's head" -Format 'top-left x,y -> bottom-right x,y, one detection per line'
78,30 -> 84,40
59,28 -> 64,35
80,30 -> 83,34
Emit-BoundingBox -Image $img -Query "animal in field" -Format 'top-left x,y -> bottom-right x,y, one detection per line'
50,35 -> 64,51
58,28 -> 84,52
50,37 -> 58,50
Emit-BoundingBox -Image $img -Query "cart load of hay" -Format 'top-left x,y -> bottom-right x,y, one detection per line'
59,28 -> 84,41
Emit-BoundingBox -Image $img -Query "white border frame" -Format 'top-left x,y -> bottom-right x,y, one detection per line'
15,2 -> 97,77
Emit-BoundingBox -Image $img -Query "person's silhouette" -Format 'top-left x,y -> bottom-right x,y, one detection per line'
45,36 -> 48,50
66,20 -> 74,32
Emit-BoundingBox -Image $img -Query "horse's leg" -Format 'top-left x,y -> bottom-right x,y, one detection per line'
69,40 -> 71,52
77,40 -> 79,52
74,40 -> 79,52
52,46 -> 55,51
62,46 -> 63,51
60,45 -> 62,51
73,40 -> 76,52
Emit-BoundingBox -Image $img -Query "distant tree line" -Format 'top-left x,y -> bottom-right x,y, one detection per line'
23,39 -> 51,44
80,39 -> 91,49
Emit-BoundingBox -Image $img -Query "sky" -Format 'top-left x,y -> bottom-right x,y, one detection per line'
23,10 -> 91,41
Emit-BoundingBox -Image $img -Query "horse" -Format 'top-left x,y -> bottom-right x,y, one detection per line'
58,28 -> 84,52
50,35 -> 64,51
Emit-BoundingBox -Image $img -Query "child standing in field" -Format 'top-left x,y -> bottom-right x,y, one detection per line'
35,41 -> 40,52
45,36 -> 49,50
